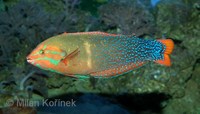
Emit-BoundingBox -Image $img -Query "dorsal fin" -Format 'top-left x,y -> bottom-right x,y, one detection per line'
67,31 -> 120,36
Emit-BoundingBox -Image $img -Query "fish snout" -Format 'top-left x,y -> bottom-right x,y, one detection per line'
26,54 -> 34,63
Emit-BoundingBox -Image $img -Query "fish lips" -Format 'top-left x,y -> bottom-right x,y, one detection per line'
26,55 -> 35,64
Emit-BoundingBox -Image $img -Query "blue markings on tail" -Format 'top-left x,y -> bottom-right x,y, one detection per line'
91,35 -> 164,72
151,41 -> 164,60
133,38 -> 164,61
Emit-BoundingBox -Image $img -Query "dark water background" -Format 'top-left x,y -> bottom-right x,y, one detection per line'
0,0 -> 199,114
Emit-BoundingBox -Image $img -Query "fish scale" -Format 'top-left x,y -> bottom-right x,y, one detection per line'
27,32 -> 174,78
88,35 -> 164,76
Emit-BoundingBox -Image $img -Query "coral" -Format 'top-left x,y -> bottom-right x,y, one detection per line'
155,0 -> 191,34
155,0 -> 200,113
36,0 -> 80,14
0,0 -> 50,45
156,0 -> 200,58
0,36 -> 20,68
0,66 -> 48,100
0,0 -> 49,70
22,72 -> 48,98
98,0 -> 155,36
19,71 -> 35,91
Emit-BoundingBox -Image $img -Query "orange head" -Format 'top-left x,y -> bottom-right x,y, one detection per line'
26,43 -> 67,70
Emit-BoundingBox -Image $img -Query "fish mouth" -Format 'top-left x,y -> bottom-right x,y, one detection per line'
27,59 -> 34,63
26,56 -> 34,64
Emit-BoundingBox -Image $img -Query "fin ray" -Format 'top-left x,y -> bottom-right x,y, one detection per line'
62,48 -> 80,65
156,39 -> 174,66
155,54 -> 171,66
68,31 -> 119,36
157,39 -> 174,54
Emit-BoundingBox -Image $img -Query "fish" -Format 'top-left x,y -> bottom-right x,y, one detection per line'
26,32 -> 174,78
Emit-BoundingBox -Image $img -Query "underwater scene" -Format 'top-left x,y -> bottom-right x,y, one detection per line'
0,0 -> 200,114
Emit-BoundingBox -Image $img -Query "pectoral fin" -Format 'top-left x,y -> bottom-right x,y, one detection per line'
61,48 -> 80,65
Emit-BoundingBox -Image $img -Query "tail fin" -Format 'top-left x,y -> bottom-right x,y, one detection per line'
155,39 -> 174,66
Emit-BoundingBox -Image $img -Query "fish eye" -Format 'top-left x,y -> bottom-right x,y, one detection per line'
39,49 -> 44,54
61,51 -> 67,57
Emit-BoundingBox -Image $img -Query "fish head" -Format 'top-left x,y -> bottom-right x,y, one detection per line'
26,42 -> 67,70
